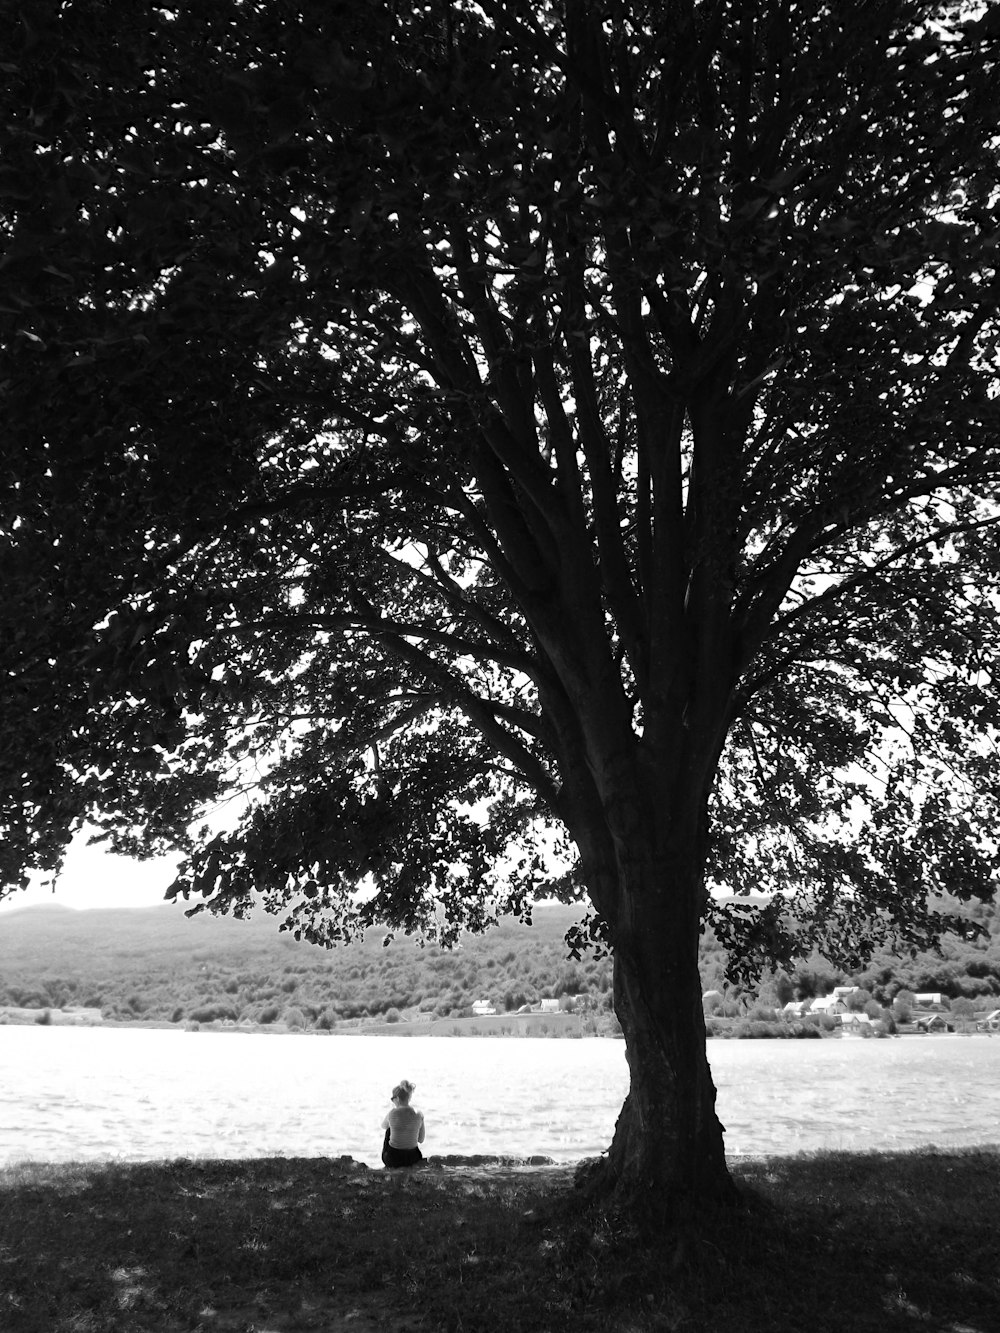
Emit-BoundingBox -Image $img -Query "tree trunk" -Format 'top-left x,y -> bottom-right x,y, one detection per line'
581,844 -> 736,1216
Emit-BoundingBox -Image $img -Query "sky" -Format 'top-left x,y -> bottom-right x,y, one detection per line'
0,832 -> 181,913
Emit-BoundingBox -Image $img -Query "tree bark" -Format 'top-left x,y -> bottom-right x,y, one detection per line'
580,842 -> 736,1215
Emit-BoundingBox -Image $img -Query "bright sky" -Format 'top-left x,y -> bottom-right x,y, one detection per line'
0,832 -> 181,914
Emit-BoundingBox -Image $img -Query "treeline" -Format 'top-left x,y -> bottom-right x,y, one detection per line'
700,894 -> 1000,1014
1,895 -> 998,1031
0,902 -> 611,1028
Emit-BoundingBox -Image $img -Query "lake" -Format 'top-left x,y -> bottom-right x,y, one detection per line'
2,1026 -> 998,1167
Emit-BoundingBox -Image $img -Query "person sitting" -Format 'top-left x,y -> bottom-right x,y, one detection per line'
380,1078 -> 425,1169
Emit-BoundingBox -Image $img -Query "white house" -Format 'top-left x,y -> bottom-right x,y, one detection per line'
808,995 -> 846,1015
916,1013 -> 950,1033
914,993 -> 944,1010
472,999 -> 496,1017
781,1001 -> 808,1016
838,1012 -> 873,1037
977,1009 -> 1000,1032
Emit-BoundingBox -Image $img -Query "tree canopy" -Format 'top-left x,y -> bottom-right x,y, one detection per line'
3,0 -> 1000,1204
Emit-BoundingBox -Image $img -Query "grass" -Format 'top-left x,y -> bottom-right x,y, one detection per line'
1,1147 -> 998,1332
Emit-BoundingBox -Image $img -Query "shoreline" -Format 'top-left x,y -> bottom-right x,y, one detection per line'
0,1006 -> 612,1037
1,1005 -> 993,1040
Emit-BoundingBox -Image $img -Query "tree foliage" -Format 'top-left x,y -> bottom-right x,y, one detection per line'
3,0 -> 1000,1202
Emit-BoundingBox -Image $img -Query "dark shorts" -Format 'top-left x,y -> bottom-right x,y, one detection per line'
381,1127 -> 423,1169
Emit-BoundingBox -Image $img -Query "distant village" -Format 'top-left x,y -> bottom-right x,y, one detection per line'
699,984 -> 1000,1036
3,990 -> 1000,1037
471,996 -> 580,1017
472,987 -> 1000,1036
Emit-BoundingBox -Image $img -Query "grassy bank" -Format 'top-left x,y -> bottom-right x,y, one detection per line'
1,1147 -> 998,1332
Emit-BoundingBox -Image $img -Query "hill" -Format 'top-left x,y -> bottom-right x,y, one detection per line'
0,900 -> 609,1028
1,894 -> 997,1032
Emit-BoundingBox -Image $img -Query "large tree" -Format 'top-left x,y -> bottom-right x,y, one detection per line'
3,0 -> 1000,1209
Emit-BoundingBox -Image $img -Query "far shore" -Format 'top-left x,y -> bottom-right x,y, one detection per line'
1,1004 -> 995,1041
0,1005 -> 612,1038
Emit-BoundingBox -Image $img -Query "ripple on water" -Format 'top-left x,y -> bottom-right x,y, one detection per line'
2,1026 -> 999,1166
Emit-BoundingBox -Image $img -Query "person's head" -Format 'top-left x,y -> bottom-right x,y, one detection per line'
391,1079 -> 415,1106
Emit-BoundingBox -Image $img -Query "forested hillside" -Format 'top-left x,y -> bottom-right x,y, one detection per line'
701,895 -> 1000,1015
0,902 -> 607,1027
1,896 -> 998,1030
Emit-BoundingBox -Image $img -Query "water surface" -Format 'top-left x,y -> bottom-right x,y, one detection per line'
2,1026 -> 997,1166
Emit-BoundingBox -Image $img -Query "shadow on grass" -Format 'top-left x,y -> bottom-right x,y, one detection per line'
0,1148 -> 997,1331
